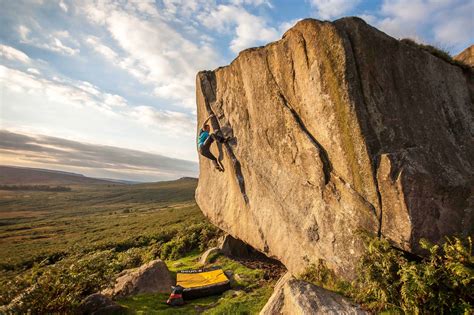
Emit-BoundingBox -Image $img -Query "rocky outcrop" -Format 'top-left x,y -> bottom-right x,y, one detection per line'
102,259 -> 173,299
260,273 -> 366,315
195,17 -> 474,279
455,45 -> 474,67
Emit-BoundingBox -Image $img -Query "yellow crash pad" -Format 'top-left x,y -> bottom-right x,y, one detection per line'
177,269 -> 229,289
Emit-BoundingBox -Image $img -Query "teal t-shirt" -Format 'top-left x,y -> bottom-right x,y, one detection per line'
198,130 -> 209,147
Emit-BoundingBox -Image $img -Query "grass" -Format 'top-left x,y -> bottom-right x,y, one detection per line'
0,178 -> 200,270
118,252 -> 275,314
1,178 -> 275,314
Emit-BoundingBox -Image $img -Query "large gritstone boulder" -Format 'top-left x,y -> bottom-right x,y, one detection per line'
195,17 -> 473,279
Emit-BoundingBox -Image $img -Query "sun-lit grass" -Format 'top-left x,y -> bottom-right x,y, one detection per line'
118,252 -> 275,315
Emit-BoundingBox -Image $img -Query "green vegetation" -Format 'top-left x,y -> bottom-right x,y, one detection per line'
0,185 -> 72,192
301,234 -> 473,314
0,179 -> 274,314
119,252 -> 275,314
400,38 -> 471,71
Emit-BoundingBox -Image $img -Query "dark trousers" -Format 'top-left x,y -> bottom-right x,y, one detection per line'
199,133 -> 224,162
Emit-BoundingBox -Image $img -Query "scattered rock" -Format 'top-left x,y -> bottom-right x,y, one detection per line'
200,247 -> 220,264
224,269 -> 234,278
260,273 -> 367,315
196,17 -> 474,279
102,259 -> 173,299
78,293 -> 127,315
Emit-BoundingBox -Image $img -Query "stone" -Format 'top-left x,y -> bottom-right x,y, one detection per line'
454,45 -> 474,67
102,259 -> 174,299
195,17 -> 473,280
200,247 -> 221,264
77,293 -> 127,315
260,273 -> 366,315
220,234 -> 253,258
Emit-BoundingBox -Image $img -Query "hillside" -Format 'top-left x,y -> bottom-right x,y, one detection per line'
0,165 -> 122,185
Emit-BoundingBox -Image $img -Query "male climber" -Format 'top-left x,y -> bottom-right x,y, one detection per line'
197,114 -> 228,171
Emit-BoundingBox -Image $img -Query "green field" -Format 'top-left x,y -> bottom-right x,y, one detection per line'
0,178 -> 276,313
0,178 -> 202,269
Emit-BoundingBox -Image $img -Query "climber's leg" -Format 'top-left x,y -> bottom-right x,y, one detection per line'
199,142 -> 222,171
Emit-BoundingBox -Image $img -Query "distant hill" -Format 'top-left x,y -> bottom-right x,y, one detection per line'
0,165 -> 120,185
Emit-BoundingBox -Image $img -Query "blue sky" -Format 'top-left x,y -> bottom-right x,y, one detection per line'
0,0 -> 472,181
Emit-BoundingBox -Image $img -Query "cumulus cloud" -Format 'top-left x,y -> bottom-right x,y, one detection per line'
0,65 -> 194,132
80,0 -> 221,108
59,0 -> 68,13
198,4 -> 279,53
0,130 -> 198,181
372,0 -> 473,53
18,25 -> 79,56
310,0 -> 360,20
0,44 -> 30,63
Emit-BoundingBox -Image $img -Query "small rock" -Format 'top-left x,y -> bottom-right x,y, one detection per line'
78,293 -> 127,315
224,269 -> 234,278
199,247 -> 220,265
102,259 -> 173,299
260,273 -> 367,315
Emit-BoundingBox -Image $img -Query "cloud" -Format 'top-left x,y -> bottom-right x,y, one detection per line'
0,65 -> 194,132
59,0 -> 68,13
0,44 -> 30,63
309,0 -> 360,20
27,68 -> 41,75
18,24 -> 79,56
80,0 -> 221,108
371,0 -> 473,53
198,4 -> 279,53
0,130 -> 198,181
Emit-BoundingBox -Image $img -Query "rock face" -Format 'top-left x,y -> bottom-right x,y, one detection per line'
195,17 -> 474,279
260,273 -> 366,315
102,259 -> 173,299
455,45 -> 474,67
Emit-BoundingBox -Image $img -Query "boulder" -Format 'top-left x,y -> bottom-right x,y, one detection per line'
454,45 -> 474,67
195,17 -> 473,279
102,259 -> 173,299
78,293 -> 127,315
200,247 -> 220,264
260,273 -> 366,315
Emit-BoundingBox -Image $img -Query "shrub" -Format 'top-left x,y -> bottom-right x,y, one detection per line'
354,235 -> 473,314
300,235 -> 473,314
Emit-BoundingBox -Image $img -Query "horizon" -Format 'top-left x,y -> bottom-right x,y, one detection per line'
1,0 -> 473,181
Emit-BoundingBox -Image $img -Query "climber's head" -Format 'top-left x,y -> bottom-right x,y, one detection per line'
203,124 -> 210,132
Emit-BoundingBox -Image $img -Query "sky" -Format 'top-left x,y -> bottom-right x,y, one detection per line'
0,0 -> 472,181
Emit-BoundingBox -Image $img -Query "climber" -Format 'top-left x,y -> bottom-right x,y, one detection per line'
197,114 -> 228,172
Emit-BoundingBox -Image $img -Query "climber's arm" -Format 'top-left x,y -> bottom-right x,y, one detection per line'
201,114 -> 214,129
